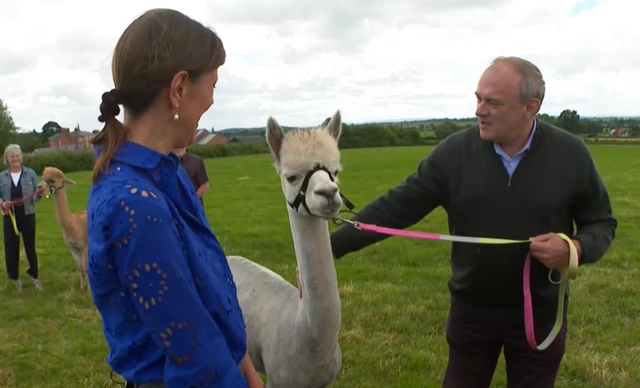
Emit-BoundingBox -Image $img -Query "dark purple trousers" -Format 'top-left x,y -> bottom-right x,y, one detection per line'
442,301 -> 567,388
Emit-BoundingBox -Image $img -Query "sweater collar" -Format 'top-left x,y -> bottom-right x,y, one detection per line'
492,118 -> 538,157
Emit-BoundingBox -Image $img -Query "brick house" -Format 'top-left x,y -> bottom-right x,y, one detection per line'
47,126 -> 94,148
193,128 -> 229,145
194,129 -> 211,143
609,128 -> 629,137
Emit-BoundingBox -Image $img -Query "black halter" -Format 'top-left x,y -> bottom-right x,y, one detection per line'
287,164 -> 355,217
44,180 -> 65,195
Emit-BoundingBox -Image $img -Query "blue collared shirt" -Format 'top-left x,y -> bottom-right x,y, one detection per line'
493,119 -> 537,176
87,141 -> 247,387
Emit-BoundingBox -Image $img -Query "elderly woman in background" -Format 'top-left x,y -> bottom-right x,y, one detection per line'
0,144 -> 43,292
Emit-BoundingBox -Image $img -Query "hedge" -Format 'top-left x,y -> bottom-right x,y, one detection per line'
21,137 -> 440,175
21,143 -> 273,175
18,135 -> 636,176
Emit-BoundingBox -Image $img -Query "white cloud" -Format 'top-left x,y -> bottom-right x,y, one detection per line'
0,0 -> 636,133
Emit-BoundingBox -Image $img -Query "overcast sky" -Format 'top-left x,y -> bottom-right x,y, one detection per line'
0,0 -> 636,133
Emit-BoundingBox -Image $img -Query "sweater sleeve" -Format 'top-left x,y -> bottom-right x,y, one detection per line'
330,140 -> 450,259
111,194 -> 248,387
570,144 -> 618,265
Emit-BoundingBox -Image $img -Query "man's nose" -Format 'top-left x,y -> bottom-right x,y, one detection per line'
476,102 -> 488,117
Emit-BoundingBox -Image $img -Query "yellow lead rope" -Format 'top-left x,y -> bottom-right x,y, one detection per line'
2,206 -> 20,236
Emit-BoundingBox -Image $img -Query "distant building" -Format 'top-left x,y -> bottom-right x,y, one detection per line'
228,135 -> 265,144
193,128 -> 229,145
609,128 -> 629,137
38,126 -> 230,156
47,125 -> 94,148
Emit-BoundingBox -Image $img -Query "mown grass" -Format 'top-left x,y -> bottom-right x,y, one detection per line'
0,145 -> 638,387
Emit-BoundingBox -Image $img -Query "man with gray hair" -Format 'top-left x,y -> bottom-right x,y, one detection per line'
330,56 -> 617,387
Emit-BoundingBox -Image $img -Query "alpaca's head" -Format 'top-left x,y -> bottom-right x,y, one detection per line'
266,110 -> 343,218
37,166 -> 76,197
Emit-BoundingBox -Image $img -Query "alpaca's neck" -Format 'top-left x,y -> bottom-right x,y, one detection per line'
288,209 -> 341,347
53,189 -> 75,233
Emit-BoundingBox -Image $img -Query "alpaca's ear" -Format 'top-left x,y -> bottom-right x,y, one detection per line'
326,110 -> 342,142
63,177 -> 76,185
266,116 -> 284,161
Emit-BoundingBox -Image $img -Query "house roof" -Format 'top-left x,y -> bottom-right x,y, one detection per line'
48,129 -> 93,141
196,133 -> 217,144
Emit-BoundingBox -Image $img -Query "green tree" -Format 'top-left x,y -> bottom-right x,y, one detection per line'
0,98 -> 18,151
584,120 -> 604,137
15,131 -> 44,153
41,120 -> 62,142
557,109 -> 584,134
433,120 -> 460,140
537,113 -> 557,126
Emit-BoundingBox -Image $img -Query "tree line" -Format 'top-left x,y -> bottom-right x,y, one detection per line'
1,96 -> 638,175
417,110 -> 640,141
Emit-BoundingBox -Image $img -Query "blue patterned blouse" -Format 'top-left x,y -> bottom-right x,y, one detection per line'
86,141 -> 247,387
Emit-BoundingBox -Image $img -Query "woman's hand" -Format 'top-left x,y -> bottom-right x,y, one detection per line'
241,353 -> 264,388
246,371 -> 264,388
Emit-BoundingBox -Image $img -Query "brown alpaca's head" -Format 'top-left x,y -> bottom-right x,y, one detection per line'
37,166 -> 76,198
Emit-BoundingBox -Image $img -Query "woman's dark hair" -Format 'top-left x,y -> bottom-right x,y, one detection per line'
91,8 -> 226,183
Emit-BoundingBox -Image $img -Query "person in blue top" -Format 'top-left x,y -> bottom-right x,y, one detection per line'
86,8 -> 263,388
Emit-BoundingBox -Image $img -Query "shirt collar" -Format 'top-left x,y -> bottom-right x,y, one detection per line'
93,141 -> 180,171
493,118 -> 537,157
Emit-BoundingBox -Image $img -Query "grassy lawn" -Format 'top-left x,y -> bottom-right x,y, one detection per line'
0,144 -> 638,387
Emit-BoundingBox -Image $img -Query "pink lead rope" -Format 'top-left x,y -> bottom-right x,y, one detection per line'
336,218 -> 579,351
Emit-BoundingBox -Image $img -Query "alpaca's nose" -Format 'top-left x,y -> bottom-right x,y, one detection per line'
314,186 -> 338,200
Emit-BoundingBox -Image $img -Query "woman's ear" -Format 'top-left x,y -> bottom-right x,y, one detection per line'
169,70 -> 190,111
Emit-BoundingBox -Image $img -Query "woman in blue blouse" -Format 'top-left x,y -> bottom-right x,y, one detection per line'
86,8 -> 262,388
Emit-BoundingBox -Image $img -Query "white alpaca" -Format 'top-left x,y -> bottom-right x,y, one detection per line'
227,111 -> 345,388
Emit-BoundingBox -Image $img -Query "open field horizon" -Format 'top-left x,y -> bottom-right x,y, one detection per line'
0,144 -> 638,388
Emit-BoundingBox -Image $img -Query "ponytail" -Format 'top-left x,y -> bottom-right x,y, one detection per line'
91,89 -> 127,184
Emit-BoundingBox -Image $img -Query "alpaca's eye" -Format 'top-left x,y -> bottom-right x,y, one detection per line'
286,176 -> 297,183
333,170 -> 339,176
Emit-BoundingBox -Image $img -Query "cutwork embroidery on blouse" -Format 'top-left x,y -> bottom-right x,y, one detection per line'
89,171 -> 247,385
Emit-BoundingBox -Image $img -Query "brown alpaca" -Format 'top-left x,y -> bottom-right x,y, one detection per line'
37,167 -> 89,290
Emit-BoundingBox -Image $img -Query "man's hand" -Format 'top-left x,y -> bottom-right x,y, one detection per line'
529,233 -> 576,270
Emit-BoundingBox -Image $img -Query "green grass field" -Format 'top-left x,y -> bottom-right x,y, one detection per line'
0,145 -> 638,388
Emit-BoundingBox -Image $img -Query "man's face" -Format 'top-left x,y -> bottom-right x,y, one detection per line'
474,63 -> 536,144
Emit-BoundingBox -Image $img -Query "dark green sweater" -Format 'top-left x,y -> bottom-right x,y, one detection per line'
331,120 -> 617,323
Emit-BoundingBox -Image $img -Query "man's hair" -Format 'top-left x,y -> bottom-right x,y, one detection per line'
490,56 -> 545,105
